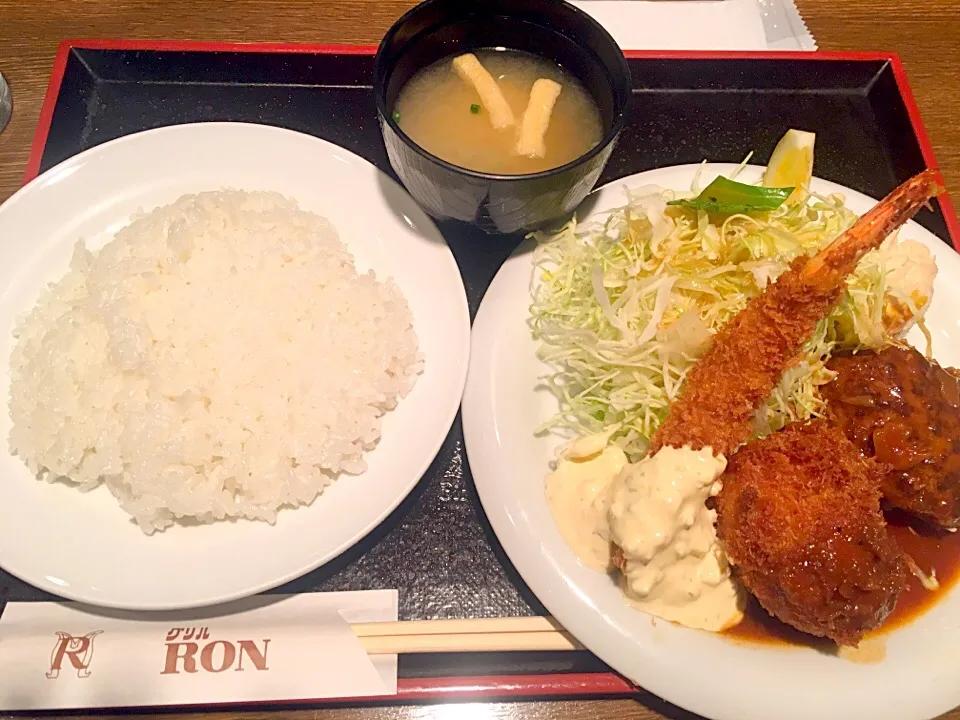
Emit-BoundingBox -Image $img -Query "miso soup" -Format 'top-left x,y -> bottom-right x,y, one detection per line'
393,49 -> 604,175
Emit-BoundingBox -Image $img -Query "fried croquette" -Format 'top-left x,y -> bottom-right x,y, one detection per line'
823,345 -> 960,528
715,420 -> 907,646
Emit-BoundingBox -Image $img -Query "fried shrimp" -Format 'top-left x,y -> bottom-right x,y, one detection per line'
715,420 -> 907,646
650,170 -> 944,456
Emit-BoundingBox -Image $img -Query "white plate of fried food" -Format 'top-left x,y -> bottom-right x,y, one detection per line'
0,122 -> 470,610
463,159 -> 960,720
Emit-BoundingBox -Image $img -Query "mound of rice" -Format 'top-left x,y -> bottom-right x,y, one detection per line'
9,190 -> 422,534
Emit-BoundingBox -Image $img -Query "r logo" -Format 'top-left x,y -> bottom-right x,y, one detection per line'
46,631 -> 103,679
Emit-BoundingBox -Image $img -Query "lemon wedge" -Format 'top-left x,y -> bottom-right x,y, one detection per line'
763,129 -> 816,196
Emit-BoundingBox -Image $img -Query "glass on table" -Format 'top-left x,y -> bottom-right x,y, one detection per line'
0,72 -> 11,135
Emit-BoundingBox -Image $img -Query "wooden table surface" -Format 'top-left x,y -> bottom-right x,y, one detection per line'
0,1 -> 958,719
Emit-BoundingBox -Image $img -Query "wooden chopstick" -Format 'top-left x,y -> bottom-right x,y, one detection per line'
357,631 -> 582,655
349,616 -> 584,655
350,616 -> 565,637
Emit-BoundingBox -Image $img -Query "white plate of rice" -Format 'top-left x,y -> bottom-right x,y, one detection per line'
0,122 -> 470,610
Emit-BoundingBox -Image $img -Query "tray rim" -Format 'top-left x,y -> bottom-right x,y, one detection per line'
12,39 -> 959,708
25,41 -> 960,250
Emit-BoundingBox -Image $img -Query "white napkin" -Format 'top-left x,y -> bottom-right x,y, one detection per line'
571,0 -> 816,51
0,592 -> 398,711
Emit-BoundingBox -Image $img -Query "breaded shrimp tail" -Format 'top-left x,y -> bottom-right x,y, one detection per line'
650,170 -> 944,457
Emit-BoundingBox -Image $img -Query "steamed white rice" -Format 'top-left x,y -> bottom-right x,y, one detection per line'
9,190 -> 422,534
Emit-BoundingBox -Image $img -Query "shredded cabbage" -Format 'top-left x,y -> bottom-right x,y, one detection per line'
529,182 -> 920,460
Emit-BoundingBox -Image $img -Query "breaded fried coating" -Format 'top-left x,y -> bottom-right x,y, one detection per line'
715,420 -> 907,646
650,255 -> 840,457
823,345 -> 960,528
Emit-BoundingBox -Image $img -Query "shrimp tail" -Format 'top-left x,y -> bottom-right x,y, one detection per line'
802,170 -> 944,291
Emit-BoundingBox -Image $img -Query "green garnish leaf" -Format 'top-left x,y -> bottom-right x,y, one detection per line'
667,175 -> 794,214
391,111 -> 401,123
470,103 -> 481,114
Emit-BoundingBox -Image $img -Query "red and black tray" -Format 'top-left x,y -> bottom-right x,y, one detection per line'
5,40 -> 959,711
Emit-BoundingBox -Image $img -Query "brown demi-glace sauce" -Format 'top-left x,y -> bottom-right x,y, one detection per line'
726,346 -> 960,647
725,509 -> 960,646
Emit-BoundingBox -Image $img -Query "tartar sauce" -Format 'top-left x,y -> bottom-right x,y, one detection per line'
545,442 -> 628,571
545,437 -> 744,632
608,446 -> 744,631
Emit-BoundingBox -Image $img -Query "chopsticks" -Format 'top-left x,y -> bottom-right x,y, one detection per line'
350,616 -> 584,655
